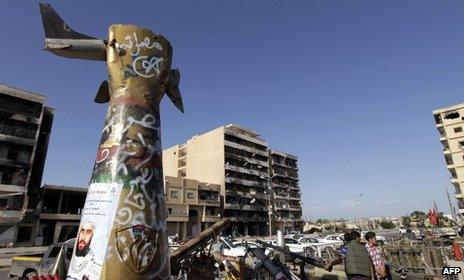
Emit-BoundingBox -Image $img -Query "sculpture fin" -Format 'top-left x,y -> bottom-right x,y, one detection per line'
94,81 -> 110,103
165,69 -> 184,113
39,3 -> 95,39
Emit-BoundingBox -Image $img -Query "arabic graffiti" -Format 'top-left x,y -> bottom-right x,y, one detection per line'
117,32 -> 165,79
116,32 -> 163,56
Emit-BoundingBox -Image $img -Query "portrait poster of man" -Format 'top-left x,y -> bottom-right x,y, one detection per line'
67,183 -> 122,280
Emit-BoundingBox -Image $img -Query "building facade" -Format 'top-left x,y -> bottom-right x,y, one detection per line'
269,149 -> 303,232
163,124 -> 271,236
165,176 -> 221,239
0,84 -> 53,244
163,124 -> 304,236
434,103 -> 464,216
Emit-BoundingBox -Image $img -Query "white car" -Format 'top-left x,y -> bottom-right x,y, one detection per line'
220,237 -> 247,257
298,237 -> 333,258
284,231 -> 302,239
232,240 -> 271,255
281,238 -> 314,256
318,234 -> 344,247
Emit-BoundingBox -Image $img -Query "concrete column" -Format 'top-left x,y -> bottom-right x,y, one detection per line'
57,192 -> 63,213
32,220 -> 40,245
244,223 -> 248,236
53,221 -> 62,243
176,221 -> 180,237
182,222 -> 187,240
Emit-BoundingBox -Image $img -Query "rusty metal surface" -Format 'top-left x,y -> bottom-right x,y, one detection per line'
40,4 -> 183,279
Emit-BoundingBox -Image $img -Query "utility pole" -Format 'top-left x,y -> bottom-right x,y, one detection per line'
39,4 -> 183,279
268,174 -> 278,239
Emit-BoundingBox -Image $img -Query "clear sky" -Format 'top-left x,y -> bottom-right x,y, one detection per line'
1,1 -> 463,219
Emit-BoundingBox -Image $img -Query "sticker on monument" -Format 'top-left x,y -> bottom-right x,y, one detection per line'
66,182 -> 122,280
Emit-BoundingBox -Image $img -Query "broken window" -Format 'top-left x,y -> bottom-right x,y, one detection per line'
0,199 -> 7,209
455,127 -> 463,133
445,112 -> 460,120
7,149 -> 18,161
16,226 -> 33,243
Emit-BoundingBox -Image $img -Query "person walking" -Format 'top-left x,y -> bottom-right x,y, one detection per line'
345,230 -> 374,280
365,232 -> 386,279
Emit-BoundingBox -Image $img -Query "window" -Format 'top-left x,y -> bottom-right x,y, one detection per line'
285,238 -> 297,244
187,192 -> 195,199
16,226 -> 33,243
7,150 -> 18,160
455,127 -> 463,133
167,208 -> 172,214
0,199 -> 7,208
170,191 -> 178,199
445,112 -> 460,119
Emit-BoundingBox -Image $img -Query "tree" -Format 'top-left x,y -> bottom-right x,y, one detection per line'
316,218 -> 329,224
380,220 -> 395,229
402,216 -> 411,228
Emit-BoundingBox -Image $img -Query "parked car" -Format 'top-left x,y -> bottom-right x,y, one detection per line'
281,238 -> 314,257
318,234 -> 344,247
284,231 -> 302,239
10,239 -> 75,279
298,236 -> 334,258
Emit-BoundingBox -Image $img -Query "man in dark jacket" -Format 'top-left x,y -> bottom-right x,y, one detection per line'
345,230 -> 373,280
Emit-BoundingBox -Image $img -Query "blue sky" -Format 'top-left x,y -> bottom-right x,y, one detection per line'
1,1 -> 463,219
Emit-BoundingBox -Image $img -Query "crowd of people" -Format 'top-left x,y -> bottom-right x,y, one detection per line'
340,231 -> 391,280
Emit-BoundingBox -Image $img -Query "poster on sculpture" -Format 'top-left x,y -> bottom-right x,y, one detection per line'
67,182 -> 122,280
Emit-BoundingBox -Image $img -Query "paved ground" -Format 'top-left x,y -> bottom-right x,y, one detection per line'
0,268 -> 11,280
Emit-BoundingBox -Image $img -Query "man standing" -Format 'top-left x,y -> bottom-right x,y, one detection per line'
365,232 -> 386,279
345,231 -> 373,280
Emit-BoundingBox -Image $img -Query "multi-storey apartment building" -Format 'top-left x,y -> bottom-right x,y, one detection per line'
165,176 -> 221,239
0,84 -> 53,244
269,149 -> 303,232
163,124 -> 271,236
434,103 -> 464,216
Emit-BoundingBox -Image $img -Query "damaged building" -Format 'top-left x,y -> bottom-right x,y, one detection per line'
269,150 -> 303,232
0,84 -> 53,245
163,124 -> 304,236
165,176 -> 221,239
433,103 -> 464,217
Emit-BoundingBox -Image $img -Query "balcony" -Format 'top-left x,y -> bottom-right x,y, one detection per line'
224,128 -> 267,147
224,152 -> 269,168
224,140 -> 268,157
242,205 -> 266,211
447,164 -> 456,171
0,134 -> 35,146
225,164 -> 269,178
225,177 -> 267,188
202,214 -> 221,223
198,199 -> 220,206
166,211 -> 189,222
224,203 -> 240,210
271,159 -> 298,171
274,194 -> 289,199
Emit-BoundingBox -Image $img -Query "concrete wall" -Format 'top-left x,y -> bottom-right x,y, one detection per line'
163,145 -> 180,178
185,127 -> 225,195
